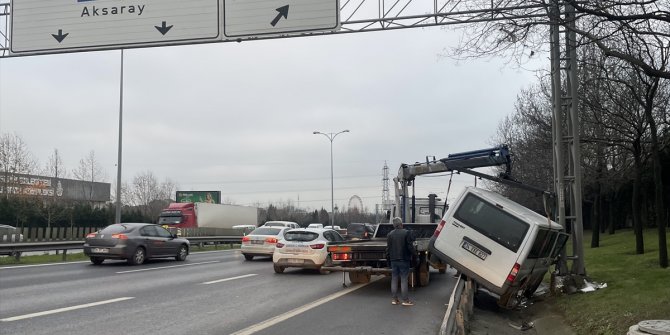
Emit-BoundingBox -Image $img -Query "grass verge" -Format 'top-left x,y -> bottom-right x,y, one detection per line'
554,228 -> 670,335
0,243 -> 240,266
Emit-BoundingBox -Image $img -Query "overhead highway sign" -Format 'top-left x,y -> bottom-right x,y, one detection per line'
10,0 -> 220,55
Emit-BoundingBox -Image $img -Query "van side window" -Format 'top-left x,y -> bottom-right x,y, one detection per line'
528,229 -> 557,259
550,233 -> 570,259
454,194 -> 530,252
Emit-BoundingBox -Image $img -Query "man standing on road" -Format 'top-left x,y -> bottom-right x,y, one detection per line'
386,217 -> 415,306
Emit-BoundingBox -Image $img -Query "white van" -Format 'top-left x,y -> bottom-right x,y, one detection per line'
263,221 -> 300,229
429,187 -> 568,308
307,223 -> 324,229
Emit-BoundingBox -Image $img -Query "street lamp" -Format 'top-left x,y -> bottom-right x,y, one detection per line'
313,129 -> 350,228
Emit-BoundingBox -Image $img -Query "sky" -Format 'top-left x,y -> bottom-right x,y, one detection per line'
0,20 -> 547,213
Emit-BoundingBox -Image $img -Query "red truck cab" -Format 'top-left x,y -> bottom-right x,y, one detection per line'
158,203 -> 197,228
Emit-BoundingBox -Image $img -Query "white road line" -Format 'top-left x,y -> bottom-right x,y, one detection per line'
202,273 -> 257,285
0,261 -> 90,270
115,261 -> 219,274
191,249 -> 240,255
230,277 -> 383,335
0,297 -> 135,322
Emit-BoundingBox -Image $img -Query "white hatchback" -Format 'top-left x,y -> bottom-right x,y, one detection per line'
241,226 -> 291,261
273,228 -> 345,274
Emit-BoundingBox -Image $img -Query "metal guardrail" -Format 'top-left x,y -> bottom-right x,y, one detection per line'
0,236 -> 243,261
440,276 -> 465,335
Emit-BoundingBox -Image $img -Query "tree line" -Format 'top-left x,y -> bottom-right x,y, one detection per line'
0,132 -> 376,228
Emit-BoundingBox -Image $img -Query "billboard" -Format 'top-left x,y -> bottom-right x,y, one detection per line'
0,172 -> 111,202
176,191 -> 221,204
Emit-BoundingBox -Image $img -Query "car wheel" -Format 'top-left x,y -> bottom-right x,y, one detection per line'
273,264 -> 285,274
319,256 -> 332,275
244,254 -> 254,261
175,245 -> 188,261
128,247 -> 146,265
90,257 -> 104,265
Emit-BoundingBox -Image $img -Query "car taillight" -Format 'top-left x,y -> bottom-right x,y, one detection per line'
242,236 -> 250,243
111,233 -> 128,240
333,253 -> 351,261
86,233 -> 97,238
310,243 -> 325,249
433,219 -> 447,237
276,242 -> 285,248
266,237 -> 278,244
506,263 -> 521,283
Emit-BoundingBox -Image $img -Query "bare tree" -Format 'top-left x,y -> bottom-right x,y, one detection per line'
43,148 -> 68,179
72,150 -> 106,201
489,82 -> 554,211
444,1 -> 670,79
126,171 -> 175,220
0,132 -> 38,198
39,148 -> 69,234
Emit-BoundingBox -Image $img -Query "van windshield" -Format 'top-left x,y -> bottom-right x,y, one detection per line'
454,194 -> 529,252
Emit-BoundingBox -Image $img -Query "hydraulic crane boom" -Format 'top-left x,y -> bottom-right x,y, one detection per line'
393,145 -> 552,222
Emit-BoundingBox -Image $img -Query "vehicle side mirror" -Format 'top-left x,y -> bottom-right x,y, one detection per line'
171,233 -> 178,239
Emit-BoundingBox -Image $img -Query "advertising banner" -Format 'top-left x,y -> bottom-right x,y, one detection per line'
176,191 -> 221,204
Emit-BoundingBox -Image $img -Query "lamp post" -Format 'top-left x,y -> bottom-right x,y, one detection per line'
313,129 -> 349,228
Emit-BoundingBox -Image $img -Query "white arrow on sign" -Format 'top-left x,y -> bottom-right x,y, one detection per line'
224,0 -> 340,38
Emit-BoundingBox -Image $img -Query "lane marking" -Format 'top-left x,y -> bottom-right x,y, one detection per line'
230,276 -> 383,335
116,261 -> 220,274
202,273 -> 257,285
0,250 -> 236,270
0,297 -> 135,322
0,261 -> 90,270
191,249 -> 241,255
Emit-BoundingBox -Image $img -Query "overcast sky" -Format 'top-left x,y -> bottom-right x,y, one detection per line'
0,25 -> 546,213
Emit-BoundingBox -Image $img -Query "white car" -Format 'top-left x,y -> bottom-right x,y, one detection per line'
263,221 -> 300,229
241,226 -> 291,260
273,228 -> 345,274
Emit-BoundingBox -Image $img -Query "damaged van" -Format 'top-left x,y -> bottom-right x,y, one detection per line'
429,187 -> 568,308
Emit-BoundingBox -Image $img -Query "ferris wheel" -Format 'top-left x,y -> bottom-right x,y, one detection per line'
348,195 -> 363,211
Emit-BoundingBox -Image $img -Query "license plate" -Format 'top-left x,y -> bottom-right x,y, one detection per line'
287,259 -> 304,264
461,241 -> 487,260
251,240 -> 264,245
93,248 -> 109,253
286,248 -> 306,254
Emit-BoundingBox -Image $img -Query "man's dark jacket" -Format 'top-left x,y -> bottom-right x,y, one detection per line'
386,228 -> 416,262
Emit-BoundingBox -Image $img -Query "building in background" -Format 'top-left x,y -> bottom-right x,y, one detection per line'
0,172 -> 110,206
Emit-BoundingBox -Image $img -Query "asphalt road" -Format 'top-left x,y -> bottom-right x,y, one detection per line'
0,250 -> 457,335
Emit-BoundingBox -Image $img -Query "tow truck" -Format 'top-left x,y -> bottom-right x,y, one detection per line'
321,145 -> 516,286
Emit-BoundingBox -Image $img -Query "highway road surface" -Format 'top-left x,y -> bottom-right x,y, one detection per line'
0,249 -> 458,335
